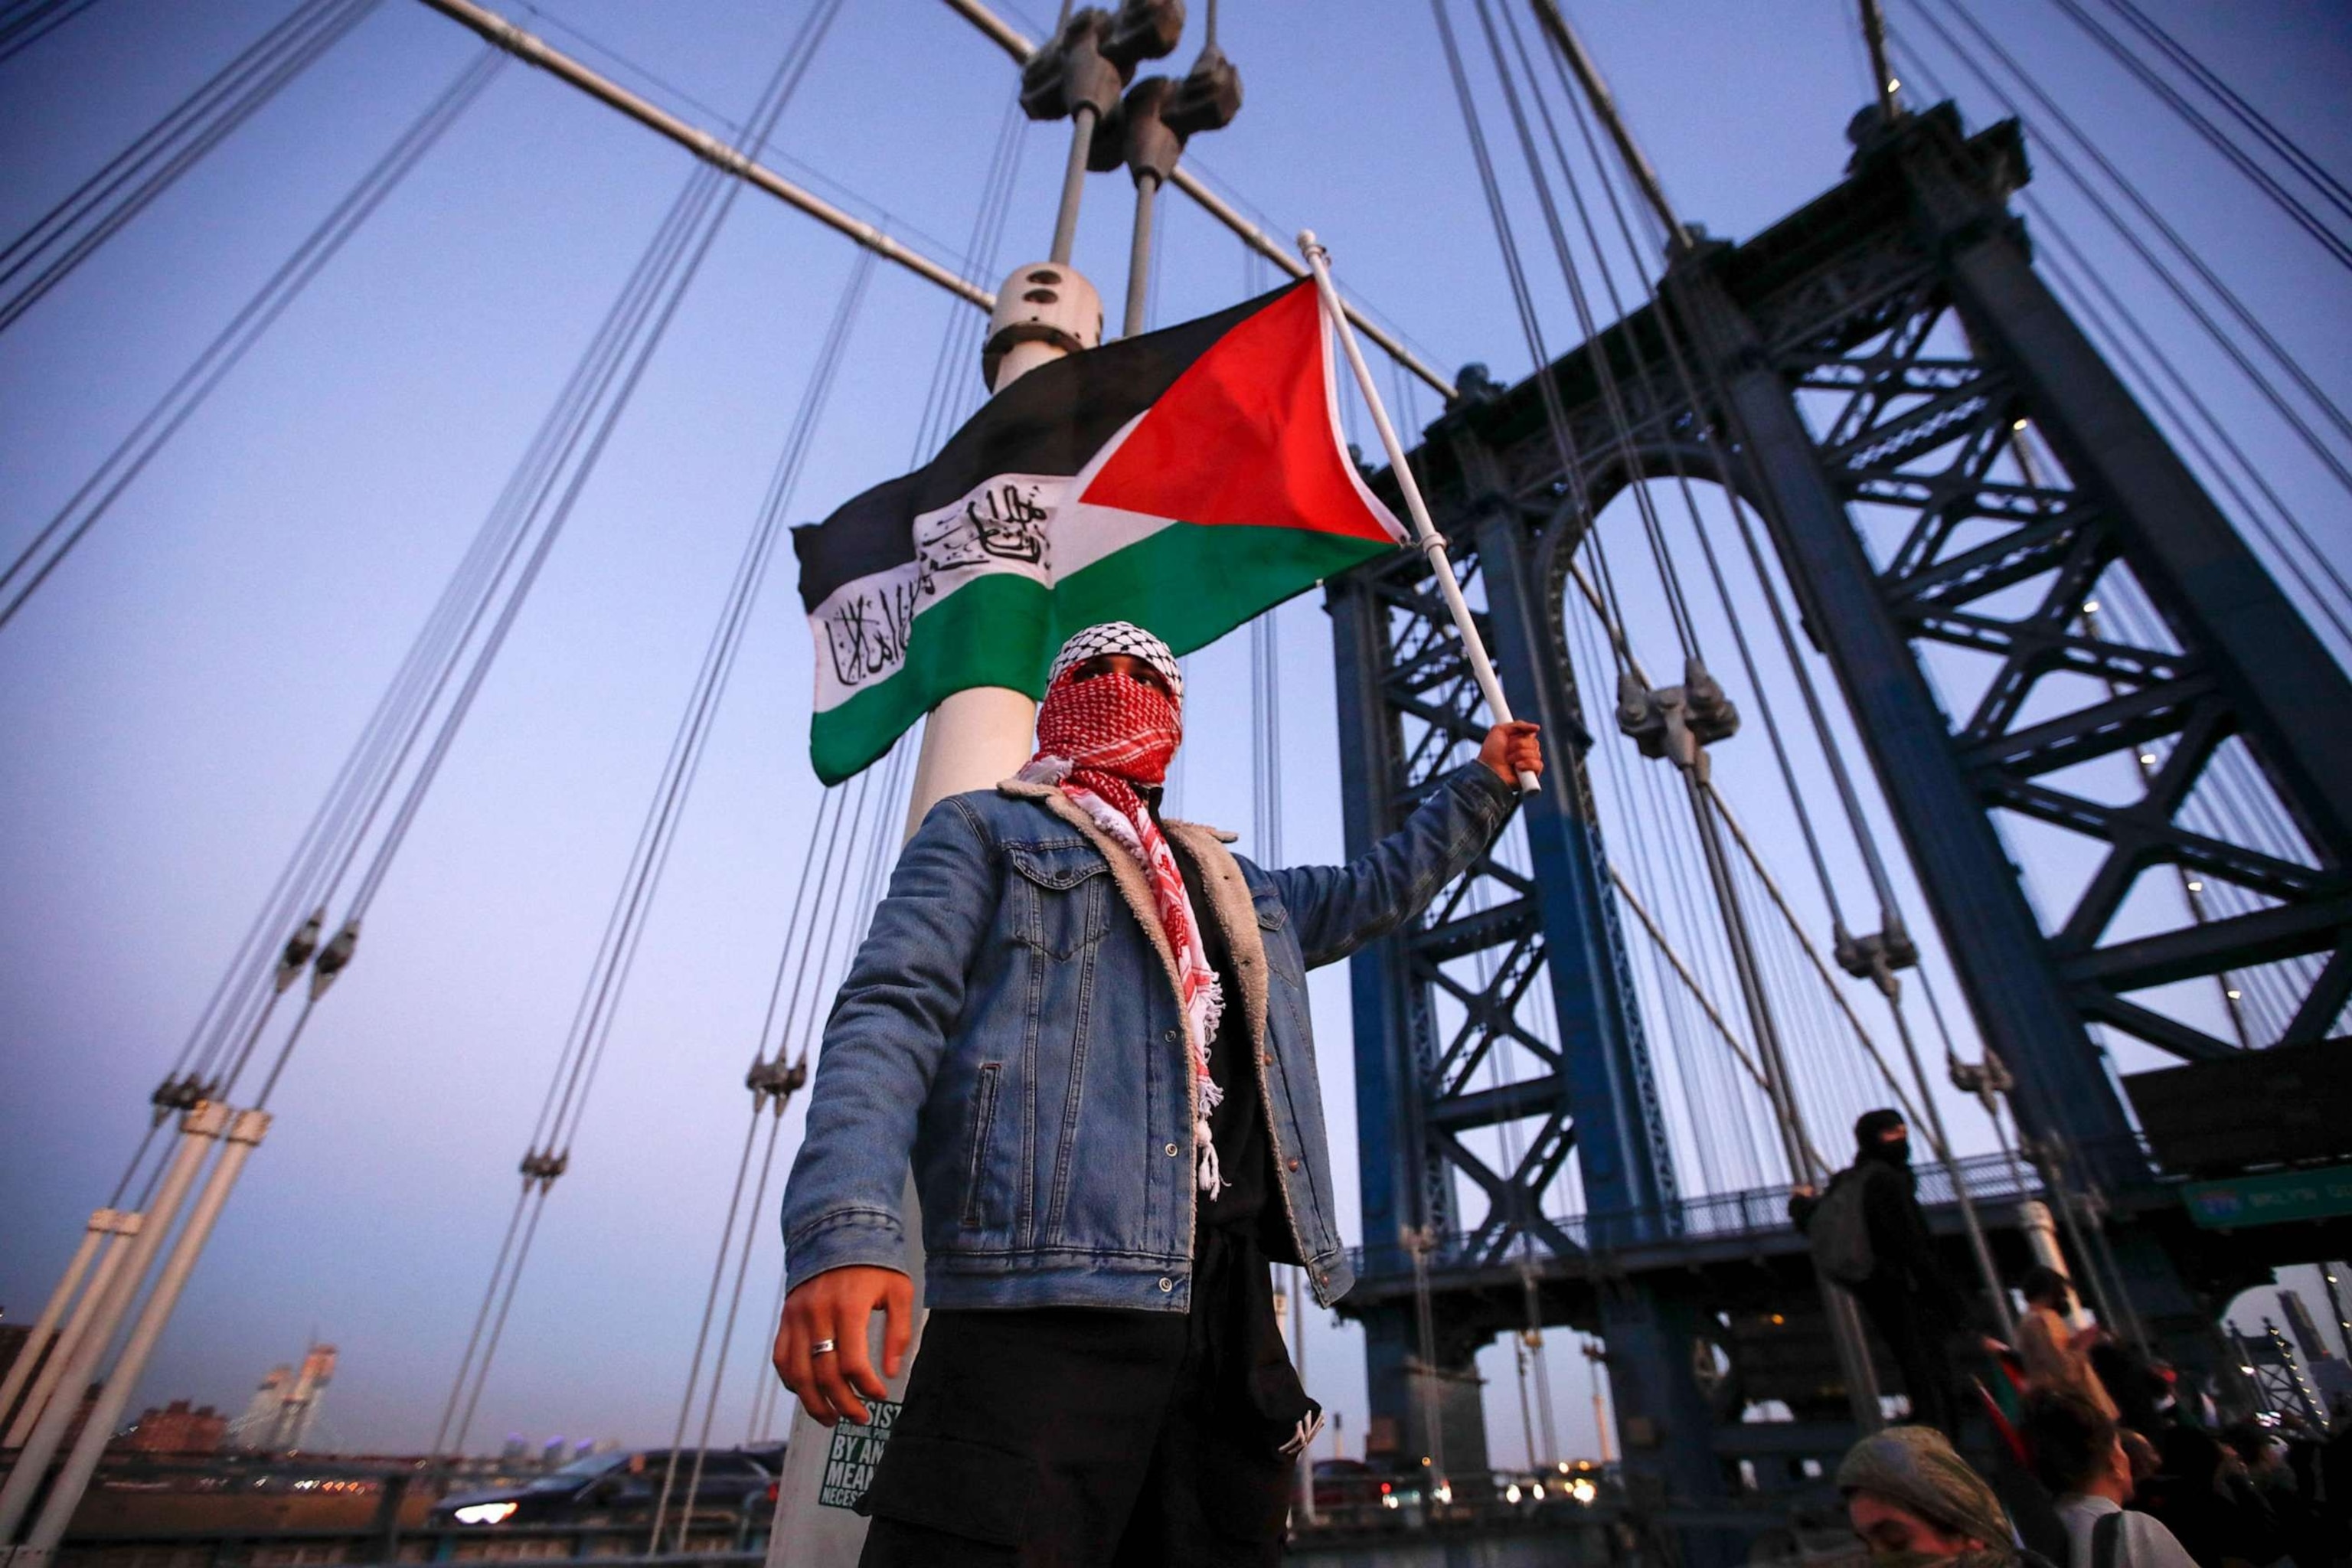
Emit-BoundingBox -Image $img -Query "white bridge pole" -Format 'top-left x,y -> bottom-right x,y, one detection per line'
0,1103 -> 223,1542
25,1111 -> 273,1550
0,1214 -> 111,1439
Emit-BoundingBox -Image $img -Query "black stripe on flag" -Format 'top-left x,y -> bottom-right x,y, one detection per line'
791,283 -> 1299,611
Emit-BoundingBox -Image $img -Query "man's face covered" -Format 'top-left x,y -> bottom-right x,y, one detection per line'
1031,622 -> 1187,792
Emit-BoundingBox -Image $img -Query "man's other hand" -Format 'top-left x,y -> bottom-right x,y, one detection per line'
1480,720 -> 1544,786
773,1265 -> 913,1426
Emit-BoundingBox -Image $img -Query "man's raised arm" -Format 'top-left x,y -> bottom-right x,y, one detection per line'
1269,722 -> 1540,969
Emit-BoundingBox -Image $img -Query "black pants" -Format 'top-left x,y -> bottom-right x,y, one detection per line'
858,1235 -> 1295,1566
1855,1281 -> 1958,1436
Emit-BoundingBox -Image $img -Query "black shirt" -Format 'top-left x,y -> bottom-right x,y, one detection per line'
1168,831 -> 1300,1263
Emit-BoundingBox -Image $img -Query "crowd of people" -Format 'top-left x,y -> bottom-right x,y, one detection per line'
1806,1108 -> 2352,1568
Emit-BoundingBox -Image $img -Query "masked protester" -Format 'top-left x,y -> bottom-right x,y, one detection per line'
772,622 -> 1542,1566
1797,1109 -> 1968,1434
1840,1425 -> 2032,1568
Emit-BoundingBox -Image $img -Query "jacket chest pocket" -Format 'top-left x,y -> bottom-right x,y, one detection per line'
1254,893 -> 1305,985
1006,842 -> 1112,959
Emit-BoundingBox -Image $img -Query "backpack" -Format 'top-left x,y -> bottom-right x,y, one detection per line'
1805,1166 -> 1876,1285
2089,1508 -> 2124,1568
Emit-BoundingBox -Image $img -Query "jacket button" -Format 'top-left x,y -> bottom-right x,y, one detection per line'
1288,1158 -> 1302,1171
1158,1277 -> 1174,1292
1163,1028 -> 1179,1044
1165,1142 -> 1181,1157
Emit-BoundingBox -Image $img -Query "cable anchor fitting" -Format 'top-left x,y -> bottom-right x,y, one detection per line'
149,1072 -> 208,1122
1615,657 -> 1740,773
306,918 -> 359,1001
1949,1047 -> 2014,1099
1832,923 -> 1918,991
518,1148 -> 568,1190
744,1054 -> 808,1110
272,907 -> 325,995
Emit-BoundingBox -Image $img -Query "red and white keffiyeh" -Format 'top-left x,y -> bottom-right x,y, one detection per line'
1018,628 -> 1227,1197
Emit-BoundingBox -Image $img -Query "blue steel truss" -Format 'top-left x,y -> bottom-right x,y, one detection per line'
1328,99 -> 2351,1523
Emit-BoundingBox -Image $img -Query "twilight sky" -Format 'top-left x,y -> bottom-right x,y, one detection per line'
2,0 -> 2347,1462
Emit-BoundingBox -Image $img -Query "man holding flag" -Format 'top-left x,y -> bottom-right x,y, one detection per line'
771,267 -> 1541,1561
775,616 -> 1540,1562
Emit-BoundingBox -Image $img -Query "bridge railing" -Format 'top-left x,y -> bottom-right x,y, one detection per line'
1344,1142 -> 2157,1282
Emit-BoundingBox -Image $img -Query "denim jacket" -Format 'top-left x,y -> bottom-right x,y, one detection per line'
779,762 -> 1517,1314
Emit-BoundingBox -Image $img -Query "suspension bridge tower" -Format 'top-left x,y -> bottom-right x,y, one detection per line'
1332,70 -> 2352,1545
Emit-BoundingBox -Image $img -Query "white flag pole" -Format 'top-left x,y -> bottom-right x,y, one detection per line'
1298,230 -> 1537,795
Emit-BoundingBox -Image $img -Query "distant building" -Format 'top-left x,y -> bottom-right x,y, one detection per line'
541,1435 -> 567,1470
233,1365 -> 292,1449
500,1433 -> 528,1463
273,1343 -> 336,1450
230,1341 -> 338,1452
121,1398 -> 227,1454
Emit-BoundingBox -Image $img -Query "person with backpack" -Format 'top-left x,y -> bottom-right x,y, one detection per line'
2024,1392 -> 2199,1568
1793,1108 -> 1967,1434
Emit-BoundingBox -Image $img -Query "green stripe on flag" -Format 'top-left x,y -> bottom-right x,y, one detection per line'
1057,522 -> 1390,655
808,522 -> 1393,785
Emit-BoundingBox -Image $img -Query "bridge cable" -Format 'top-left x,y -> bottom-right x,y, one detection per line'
1903,2 -> 2352,493
0,34 -> 496,632
644,245 -> 889,1542
0,0 -> 383,338
2024,195 -> 2352,652
1473,0 -> 1704,665
66,44 -> 508,1211
168,116 -> 719,1105
234,0 -> 848,1124
0,0 -> 103,62
1476,2 -> 1831,1197
2043,0 -> 2351,272
1428,0 -> 1644,678
408,5 -> 851,1467
1500,2 -> 1913,1202
1900,42 -> 2347,1037
1531,3 -> 2014,1333
2087,0 -> 2352,229
1890,35 -> 2352,644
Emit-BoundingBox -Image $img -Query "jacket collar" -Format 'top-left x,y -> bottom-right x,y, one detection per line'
996,777 -> 1268,1054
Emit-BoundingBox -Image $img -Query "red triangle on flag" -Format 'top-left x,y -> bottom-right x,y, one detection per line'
1078,283 -> 1404,544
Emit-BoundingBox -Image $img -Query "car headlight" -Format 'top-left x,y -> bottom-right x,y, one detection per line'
453,1501 -> 519,1525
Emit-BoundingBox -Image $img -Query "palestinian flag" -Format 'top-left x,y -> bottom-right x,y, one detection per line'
792,279 -> 1406,783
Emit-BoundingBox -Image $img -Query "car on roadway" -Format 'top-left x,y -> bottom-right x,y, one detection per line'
432,1446 -> 778,1528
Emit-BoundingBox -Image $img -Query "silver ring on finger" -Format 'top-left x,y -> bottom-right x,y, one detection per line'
810,1338 -> 837,1356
